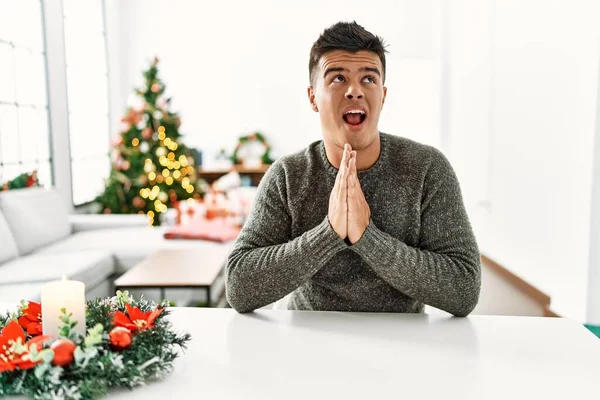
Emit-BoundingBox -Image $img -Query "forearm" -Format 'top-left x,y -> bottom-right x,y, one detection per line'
226,217 -> 347,313
351,222 -> 481,317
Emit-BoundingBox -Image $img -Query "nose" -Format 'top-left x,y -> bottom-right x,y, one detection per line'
345,84 -> 364,100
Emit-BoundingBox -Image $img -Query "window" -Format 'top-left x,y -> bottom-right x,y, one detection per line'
0,0 -> 52,187
63,0 -> 110,206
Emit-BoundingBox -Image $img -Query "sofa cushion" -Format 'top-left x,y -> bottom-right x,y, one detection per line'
0,188 -> 71,255
69,214 -> 148,232
0,250 -> 114,292
35,226 -> 226,273
0,282 -> 45,303
0,209 -> 19,264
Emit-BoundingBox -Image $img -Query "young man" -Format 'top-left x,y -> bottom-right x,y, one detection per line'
225,21 -> 481,316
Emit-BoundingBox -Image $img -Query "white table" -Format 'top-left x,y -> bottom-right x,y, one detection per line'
108,308 -> 600,399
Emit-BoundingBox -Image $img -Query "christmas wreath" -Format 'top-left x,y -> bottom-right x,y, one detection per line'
230,132 -> 274,165
1,170 -> 39,191
0,291 -> 191,399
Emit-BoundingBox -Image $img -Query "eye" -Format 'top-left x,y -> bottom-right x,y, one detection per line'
332,75 -> 345,83
363,75 -> 376,84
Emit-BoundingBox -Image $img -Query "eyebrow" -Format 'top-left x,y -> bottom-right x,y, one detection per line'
323,66 -> 382,79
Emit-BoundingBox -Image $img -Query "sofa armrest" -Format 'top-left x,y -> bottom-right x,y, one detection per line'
68,214 -> 148,233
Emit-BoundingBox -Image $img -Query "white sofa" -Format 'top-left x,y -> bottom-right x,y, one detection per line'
0,188 -> 226,307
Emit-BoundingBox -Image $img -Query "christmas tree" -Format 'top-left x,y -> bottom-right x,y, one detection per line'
95,57 -> 206,226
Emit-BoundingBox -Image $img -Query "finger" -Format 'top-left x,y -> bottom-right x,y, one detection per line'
339,153 -> 349,203
336,153 -> 346,195
338,176 -> 347,209
344,145 -> 352,179
350,151 -> 357,176
348,157 -> 357,192
341,144 -> 350,168
334,146 -> 347,190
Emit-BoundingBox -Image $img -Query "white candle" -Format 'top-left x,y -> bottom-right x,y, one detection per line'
41,276 -> 86,339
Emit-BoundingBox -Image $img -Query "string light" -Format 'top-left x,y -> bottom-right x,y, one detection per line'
148,172 -> 156,181
182,177 -> 190,188
167,161 -> 174,170
178,155 -> 187,165
143,159 -> 154,173
173,161 -> 181,169
162,169 -> 170,177
159,156 -> 168,166
156,175 -> 164,183
147,209 -> 155,225
185,186 -> 194,194
172,170 -> 181,179
166,177 -> 173,185
132,138 -> 140,146
149,186 -> 160,201
167,152 -> 175,161
164,138 -> 172,147
169,142 -> 178,151
158,132 -> 166,140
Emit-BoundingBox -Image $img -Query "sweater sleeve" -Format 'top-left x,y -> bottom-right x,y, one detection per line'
225,161 -> 348,313
350,149 -> 481,317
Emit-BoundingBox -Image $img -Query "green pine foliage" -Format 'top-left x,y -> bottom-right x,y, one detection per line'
94,57 -> 207,225
0,291 -> 191,400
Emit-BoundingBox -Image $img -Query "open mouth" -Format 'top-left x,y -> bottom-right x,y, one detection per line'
342,109 -> 367,128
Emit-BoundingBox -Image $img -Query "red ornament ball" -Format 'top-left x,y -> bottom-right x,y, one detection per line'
132,196 -> 145,209
142,127 -> 153,139
51,338 -> 76,367
110,327 -> 133,350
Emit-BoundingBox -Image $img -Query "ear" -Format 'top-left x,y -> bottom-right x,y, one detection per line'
382,86 -> 387,108
307,86 -> 319,112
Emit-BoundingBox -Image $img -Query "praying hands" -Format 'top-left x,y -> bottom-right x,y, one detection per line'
327,143 -> 371,244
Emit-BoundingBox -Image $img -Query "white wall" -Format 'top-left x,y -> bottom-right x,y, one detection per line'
587,57 -> 600,325
105,0 -> 440,161
450,0 -> 600,322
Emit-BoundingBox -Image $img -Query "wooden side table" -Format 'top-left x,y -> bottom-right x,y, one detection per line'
114,244 -> 234,307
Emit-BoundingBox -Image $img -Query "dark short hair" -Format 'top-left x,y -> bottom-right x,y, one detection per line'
309,21 -> 388,86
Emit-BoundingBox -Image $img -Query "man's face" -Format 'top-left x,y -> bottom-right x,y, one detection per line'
308,50 -> 387,151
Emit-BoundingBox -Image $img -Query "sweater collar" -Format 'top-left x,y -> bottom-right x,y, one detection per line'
318,132 -> 388,177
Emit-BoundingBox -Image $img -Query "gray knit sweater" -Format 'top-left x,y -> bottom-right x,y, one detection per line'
225,132 -> 481,316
